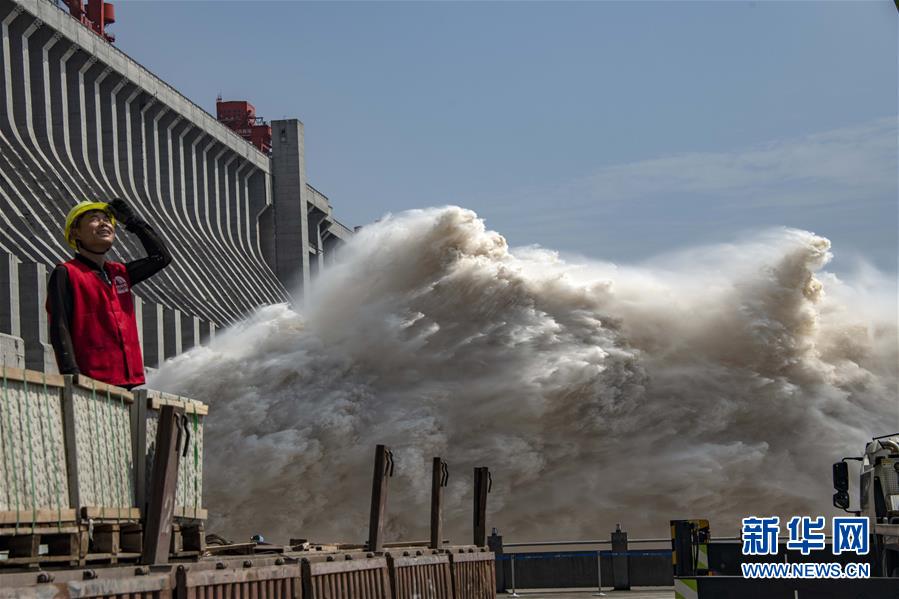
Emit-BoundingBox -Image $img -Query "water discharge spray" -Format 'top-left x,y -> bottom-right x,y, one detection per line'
150,207 -> 897,544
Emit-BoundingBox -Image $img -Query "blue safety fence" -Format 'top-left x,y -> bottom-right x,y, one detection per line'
495,548 -> 674,590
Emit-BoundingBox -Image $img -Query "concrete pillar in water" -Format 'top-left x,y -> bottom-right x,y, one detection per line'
142,302 -> 165,369
270,119 -> 310,297
199,320 -> 216,345
180,312 -> 200,352
0,254 -> 25,369
163,307 -> 181,359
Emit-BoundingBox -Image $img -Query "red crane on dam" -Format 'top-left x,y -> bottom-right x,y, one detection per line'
216,97 -> 274,154
63,0 -> 116,42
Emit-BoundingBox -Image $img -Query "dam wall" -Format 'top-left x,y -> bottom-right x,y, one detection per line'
0,0 -> 352,358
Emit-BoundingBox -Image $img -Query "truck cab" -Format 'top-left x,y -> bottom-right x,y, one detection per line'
834,434 -> 899,577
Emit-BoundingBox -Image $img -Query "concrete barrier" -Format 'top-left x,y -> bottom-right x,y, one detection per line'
17,261 -> 55,373
0,253 -> 25,368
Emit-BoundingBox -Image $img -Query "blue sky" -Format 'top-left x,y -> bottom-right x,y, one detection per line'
113,1 -> 897,273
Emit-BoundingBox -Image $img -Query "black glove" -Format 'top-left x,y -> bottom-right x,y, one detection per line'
107,198 -> 139,228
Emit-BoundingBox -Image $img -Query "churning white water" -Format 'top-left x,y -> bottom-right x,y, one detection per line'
150,207 -> 897,544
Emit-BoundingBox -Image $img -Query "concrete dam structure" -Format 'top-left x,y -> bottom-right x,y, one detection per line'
0,0 -> 352,372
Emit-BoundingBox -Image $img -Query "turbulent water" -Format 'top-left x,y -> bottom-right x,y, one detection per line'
150,207 -> 897,545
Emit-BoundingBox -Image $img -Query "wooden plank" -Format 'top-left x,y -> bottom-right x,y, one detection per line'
0,554 -> 76,567
169,523 -> 183,554
80,506 -> 141,520
61,376 -> 81,518
131,389 -> 146,514
368,445 -> 393,552
133,389 -> 149,517
72,374 -> 134,403
0,524 -> 79,536
0,366 -> 66,388
0,509 -> 77,525
149,394 -> 209,415
430,457 -> 447,550
174,506 -> 208,520
205,542 -> 257,555
114,551 -> 141,560
141,404 -> 182,565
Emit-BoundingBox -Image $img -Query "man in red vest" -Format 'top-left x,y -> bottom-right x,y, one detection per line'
47,199 -> 172,389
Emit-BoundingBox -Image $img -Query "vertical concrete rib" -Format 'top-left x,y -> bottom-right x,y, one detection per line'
3,11 -> 65,239
179,312 -> 198,352
141,301 -> 164,369
57,44 -> 94,196
142,106 -> 233,324
157,113 -> 253,320
136,99 -> 229,323
19,14 -> 77,208
75,54 -> 106,192
216,152 -> 235,247
4,10 -> 70,255
18,261 -> 54,373
175,128 -> 281,306
84,63 -> 116,193
35,28 -> 92,209
0,253 -> 24,369
0,6 -> 66,265
162,307 -> 180,359
230,161 -> 246,252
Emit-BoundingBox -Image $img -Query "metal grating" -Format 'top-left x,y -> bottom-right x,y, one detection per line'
0,572 -> 173,598
389,553 -> 453,599
179,563 -> 302,599
450,551 -> 496,599
303,556 -> 391,599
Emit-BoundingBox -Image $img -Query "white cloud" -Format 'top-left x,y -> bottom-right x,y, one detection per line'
490,117 -> 897,219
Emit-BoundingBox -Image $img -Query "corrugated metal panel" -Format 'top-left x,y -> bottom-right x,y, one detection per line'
302,555 -> 391,599
388,552 -> 453,599
450,550 -> 496,599
178,561 -> 302,599
0,572 -> 172,598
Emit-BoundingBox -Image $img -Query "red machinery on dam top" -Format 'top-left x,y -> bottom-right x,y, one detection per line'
216,98 -> 274,155
62,0 -> 115,42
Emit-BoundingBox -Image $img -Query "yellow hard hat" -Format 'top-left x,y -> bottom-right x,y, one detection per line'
64,201 -> 116,250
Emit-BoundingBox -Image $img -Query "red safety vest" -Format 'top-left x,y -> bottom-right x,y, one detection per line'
55,258 -> 145,387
